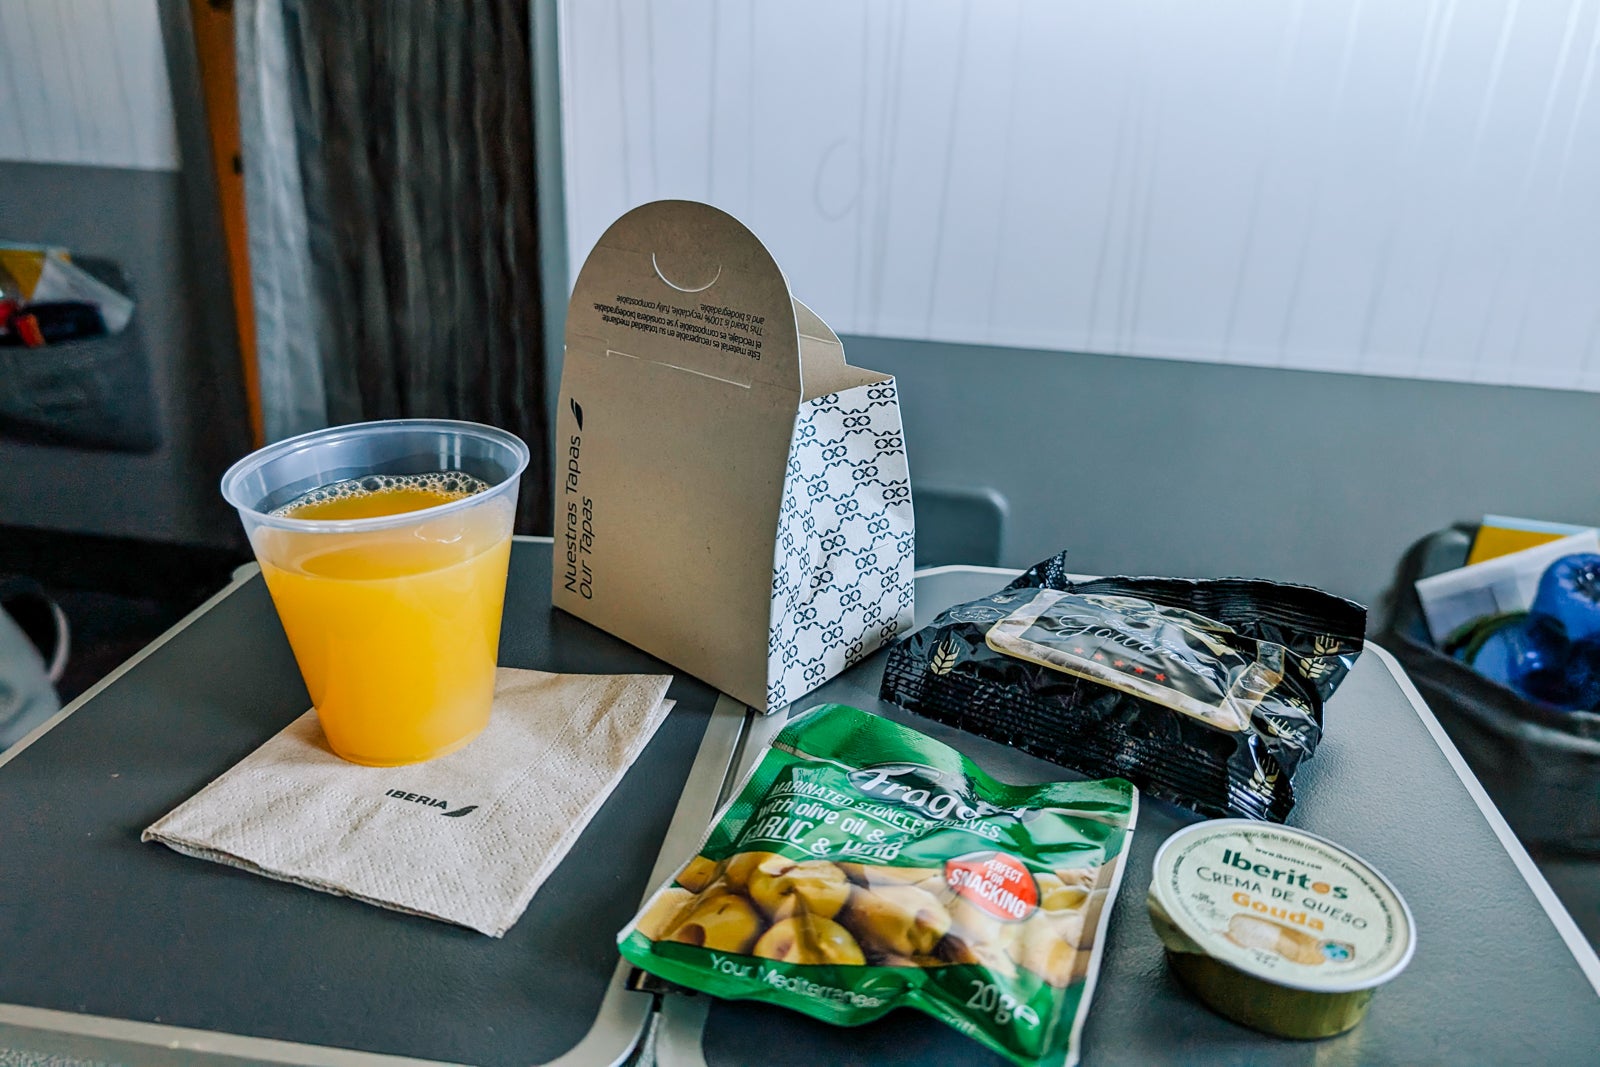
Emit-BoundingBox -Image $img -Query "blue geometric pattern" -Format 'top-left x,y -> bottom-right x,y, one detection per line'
767,377 -> 915,709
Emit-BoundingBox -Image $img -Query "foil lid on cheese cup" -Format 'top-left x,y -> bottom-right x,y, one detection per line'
1148,820 -> 1415,1037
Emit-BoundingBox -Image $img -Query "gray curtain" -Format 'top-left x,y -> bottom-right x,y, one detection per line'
237,0 -> 551,533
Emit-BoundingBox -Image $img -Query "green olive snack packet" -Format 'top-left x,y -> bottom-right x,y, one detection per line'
617,703 -> 1137,1067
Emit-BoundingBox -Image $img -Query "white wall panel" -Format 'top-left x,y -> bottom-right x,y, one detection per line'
0,0 -> 179,171
561,0 -> 1600,392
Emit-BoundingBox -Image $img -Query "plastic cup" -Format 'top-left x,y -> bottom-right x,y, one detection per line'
222,420 -> 530,765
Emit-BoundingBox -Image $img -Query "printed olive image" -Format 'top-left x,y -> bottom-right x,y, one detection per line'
874,953 -> 946,968
1036,867 -> 1095,912
940,935 -> 1019,979
1036,895 -> 1088,948
754,913 -> 867,965
746,856 -> 852,921
840,863 -> 953,909
635,886 -> 698,940
667,891 -> 765,954
642,851 -> 1108,987
944,897 -> 1023,951
838,862 -> 941,888
721,849 -> 778,892
1008,912 -> 1079,987
676,854 -> 721,894
938,898 -> 1022,978
840,883 -> 952,959
1069,888 -> 1113,984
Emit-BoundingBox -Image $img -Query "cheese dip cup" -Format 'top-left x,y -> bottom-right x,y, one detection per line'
1147,820 -> 1415,1039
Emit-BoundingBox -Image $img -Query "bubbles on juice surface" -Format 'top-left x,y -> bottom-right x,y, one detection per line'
270,471 -> 490,517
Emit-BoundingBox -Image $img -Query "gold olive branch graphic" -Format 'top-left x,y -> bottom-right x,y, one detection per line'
1298,634 -> 1340,679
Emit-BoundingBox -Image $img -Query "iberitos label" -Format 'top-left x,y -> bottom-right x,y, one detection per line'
617,704 -> 1138,1067
1150,820 -> 1415,993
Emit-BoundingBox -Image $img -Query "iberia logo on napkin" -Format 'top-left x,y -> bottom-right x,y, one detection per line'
382,788 -> 479,818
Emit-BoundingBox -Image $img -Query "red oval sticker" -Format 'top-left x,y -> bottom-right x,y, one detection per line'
945,851 -> 1039,921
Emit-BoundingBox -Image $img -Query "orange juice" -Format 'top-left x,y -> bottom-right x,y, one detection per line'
253,473 -> 514,765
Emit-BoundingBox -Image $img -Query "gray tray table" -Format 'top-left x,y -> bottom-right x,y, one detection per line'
657,566 -> 1600,1066
0,537 -> 745,1067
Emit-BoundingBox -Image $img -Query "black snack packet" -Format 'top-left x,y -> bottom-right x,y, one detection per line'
880,553 -> 1366,822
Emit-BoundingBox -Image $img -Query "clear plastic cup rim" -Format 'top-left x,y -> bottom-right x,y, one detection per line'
220,418 -> 531,535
